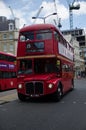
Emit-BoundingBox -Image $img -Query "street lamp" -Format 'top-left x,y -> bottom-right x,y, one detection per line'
32,13 -> 57,23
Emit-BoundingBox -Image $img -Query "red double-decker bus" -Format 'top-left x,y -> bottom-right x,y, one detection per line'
17,24 -> 74,101
0,51 -> 17,91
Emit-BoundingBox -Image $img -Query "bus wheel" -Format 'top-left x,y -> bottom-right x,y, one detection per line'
18,93 -> 26,101
53,85 -> 63,102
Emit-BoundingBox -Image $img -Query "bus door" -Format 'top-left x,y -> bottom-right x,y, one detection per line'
62,64 -> 70,92
0,71 -> 2,90
0,71 -> 7,90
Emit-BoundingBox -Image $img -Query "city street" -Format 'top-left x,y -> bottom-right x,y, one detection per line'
0,79 -> 86,130
0,1 -> 86,130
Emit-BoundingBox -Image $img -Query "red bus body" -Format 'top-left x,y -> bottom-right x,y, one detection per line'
0,52 -> 17,91
17,24 -> 74,101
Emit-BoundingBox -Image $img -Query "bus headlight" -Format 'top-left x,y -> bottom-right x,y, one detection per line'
18,84 -> 23,89
48,83 -> 53,89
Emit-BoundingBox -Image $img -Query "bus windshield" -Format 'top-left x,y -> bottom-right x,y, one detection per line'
18,58 -> 61,75
18,59 -> 33,75
34,59 -> 60,74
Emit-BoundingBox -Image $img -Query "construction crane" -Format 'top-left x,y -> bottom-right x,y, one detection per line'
9,6 -> 15,20
32,6 -> 43,24
9,6 -> 19,29
67,0 -> 80,30
53,0 -> 62,29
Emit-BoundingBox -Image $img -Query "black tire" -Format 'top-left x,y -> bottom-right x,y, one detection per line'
18,93 -> 26,101
53,85 -> 63,102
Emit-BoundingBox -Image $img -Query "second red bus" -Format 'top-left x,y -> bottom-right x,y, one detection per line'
0,52 -> 17,91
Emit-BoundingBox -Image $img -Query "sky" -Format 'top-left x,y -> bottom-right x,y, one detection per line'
0,0 -> 86,30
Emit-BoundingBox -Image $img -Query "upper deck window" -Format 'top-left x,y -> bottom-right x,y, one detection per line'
36,30 -> 52,40
20,32 -> 34,42
19,29 -> 52,42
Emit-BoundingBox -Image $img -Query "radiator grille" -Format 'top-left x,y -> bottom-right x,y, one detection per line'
25,81 -> 43,95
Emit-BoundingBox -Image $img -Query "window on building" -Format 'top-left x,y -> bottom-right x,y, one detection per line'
10,44 -> 14,52
3,34 -> 7,39
84,52 -> 86,57
9,23 -> 14,31
79,42 -> 85,47
3,43 -> 7,52
80,52 -> 82,56
9,34 -> 13,39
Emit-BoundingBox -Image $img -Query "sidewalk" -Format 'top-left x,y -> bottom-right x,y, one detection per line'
74,76 -> 86,80
0,89 -> 17,105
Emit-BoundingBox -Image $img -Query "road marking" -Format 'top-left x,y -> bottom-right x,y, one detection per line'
0,93 -> 17,105
73,101 -> 76,104
60,100 -> 86,105
61,101 -> 65,103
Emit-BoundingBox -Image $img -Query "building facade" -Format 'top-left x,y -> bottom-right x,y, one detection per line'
0,16 -> 19,55
0,30 -> 19,55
